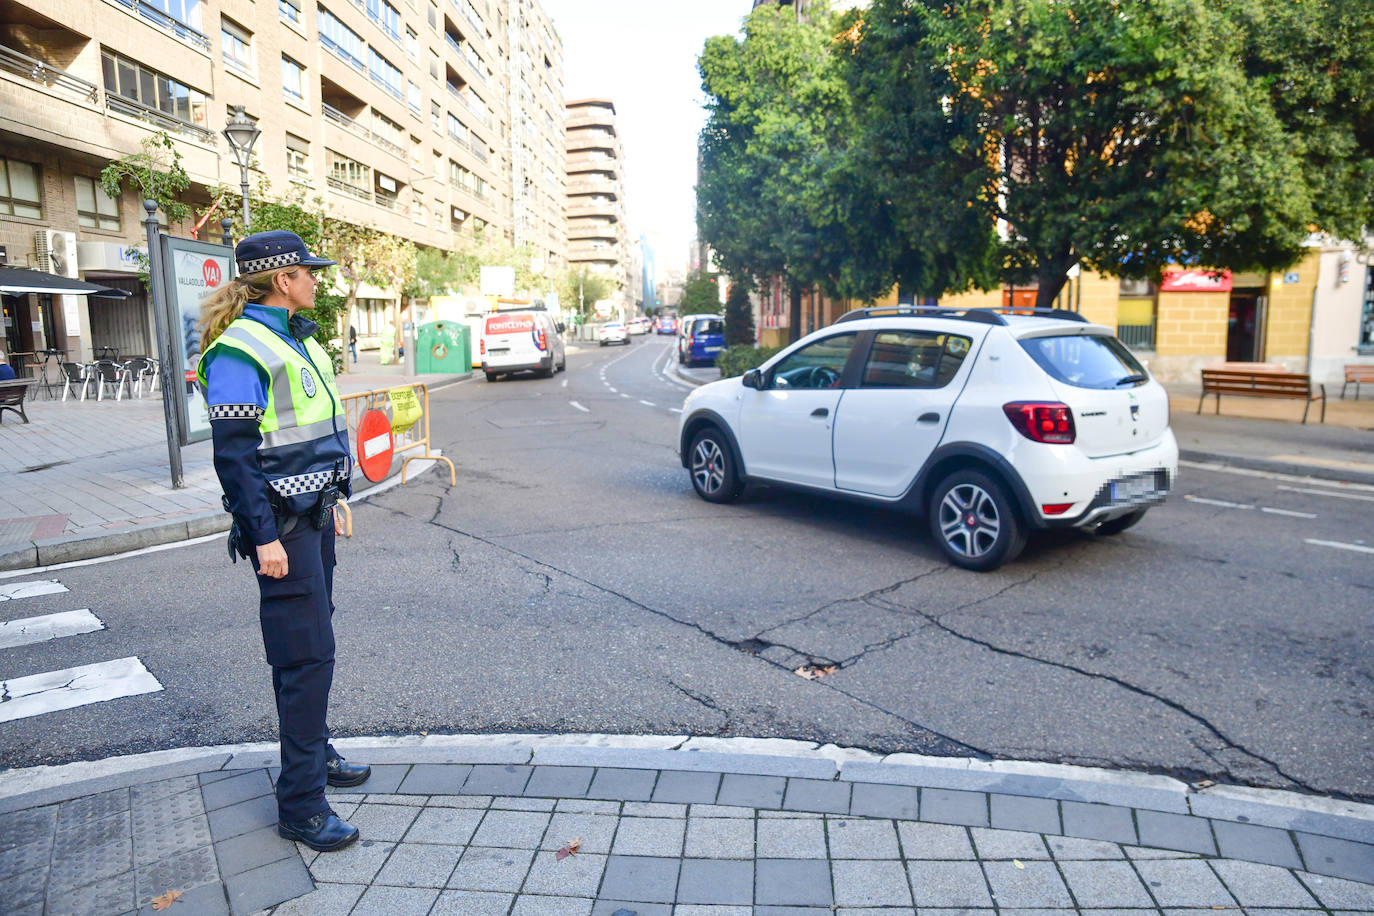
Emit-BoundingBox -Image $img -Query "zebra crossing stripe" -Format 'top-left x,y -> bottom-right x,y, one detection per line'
0,657 -> 163,723
0,580 -> 68,602
0,609 -> 104,650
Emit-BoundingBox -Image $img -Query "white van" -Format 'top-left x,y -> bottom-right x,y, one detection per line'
480,309 -> 566,381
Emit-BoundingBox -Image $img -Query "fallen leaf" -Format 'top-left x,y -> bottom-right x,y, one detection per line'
1013,858 -> 1025,869
555,837 -> 583,861
794,665 -> 838,680
150,889 -> 183,910
1194,779 -> 1215,789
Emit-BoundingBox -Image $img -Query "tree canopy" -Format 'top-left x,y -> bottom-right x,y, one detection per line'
680,270 -> 724,315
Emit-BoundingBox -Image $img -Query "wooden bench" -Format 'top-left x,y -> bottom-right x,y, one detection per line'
1198,369 -> 1326,424
1342,364 -> 1374,400
0,377 -> 37,425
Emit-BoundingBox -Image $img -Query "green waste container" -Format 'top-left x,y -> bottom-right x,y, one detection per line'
416,321 -> 471,374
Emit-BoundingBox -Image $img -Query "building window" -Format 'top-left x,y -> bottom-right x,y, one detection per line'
286,134 -> 310,181
101,49 -> 208,127
1361,267 -> 1374,351
409,135 -> 422,167
430,100 -> 441,133
279,0 -> 301,23
368,46 -> 403,99
0,159 -> 42,219
75,176 -> 120,230
327,149 -> 371,198
412,192 -> 425,224
408,80 -> 422,115
433,150 -> 444,183
1117,277 -> 1157,351
221,18 -> 253,73
375,172 -> 398,210
405,26 -> 418,60
281,56 -> 305,100
427,0 -> 438,31
318,6 -> 365,70
144,0 -> 202,31
447,112 -> 466,144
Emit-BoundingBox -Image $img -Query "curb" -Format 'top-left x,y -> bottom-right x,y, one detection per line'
1179,449 -> 1374,486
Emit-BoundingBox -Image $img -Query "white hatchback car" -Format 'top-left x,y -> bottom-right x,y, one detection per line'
677,307 -> 1178,570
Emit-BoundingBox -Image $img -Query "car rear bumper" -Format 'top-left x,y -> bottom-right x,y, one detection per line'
1022,432 -> 1179,528
485,353 -> 550,371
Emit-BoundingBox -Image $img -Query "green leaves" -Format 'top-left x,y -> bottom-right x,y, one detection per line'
99,133 -> 192,226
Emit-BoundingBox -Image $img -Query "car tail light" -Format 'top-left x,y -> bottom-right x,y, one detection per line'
1003,402 -> 1076,444
532,325 -> 547,351
479,338 -> 486,355
687,334 -> 694,347
1041,503 -> 1074,515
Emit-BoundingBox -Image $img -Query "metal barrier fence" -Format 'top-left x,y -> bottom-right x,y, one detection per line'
336,382 -> 455,536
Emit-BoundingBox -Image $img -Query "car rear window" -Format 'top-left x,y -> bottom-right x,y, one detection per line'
1019,334 -> 1147,389
693,318 -> 723,335
861,331 -> 972,389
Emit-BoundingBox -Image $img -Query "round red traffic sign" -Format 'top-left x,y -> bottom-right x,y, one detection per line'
356,408 -> 394,482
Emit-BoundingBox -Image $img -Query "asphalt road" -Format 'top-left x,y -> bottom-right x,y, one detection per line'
3,337 -> 1371,805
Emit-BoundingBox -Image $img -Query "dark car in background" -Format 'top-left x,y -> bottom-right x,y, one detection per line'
678,315 -> 725,366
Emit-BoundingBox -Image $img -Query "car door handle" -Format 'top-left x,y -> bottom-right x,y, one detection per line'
917,412 -> 940,424
811,407 -> 829,418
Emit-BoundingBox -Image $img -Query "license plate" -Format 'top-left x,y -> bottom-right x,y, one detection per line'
1110,473 -> 1159,502
489,347 -> 509,354
705,346 -> 722,353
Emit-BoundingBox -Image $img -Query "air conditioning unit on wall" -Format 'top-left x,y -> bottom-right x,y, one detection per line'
34,229 -> 79,278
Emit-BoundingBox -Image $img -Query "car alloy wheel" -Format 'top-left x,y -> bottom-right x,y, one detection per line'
929,469 -> 1025,571
689,428 -> 741,503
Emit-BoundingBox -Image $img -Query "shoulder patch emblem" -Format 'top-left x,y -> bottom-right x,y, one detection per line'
300,367 -> 317,397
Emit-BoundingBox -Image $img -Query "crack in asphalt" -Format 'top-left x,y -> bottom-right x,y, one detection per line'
667,679 -> 731,733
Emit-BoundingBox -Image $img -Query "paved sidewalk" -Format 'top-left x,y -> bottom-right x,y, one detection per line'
0,737 -> 1370,915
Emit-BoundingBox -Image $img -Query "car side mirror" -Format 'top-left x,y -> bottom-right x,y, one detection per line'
742,368 -> 763,390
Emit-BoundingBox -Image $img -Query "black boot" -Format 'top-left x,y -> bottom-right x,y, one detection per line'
326,754 -> 372,788
277,812 -> 359,851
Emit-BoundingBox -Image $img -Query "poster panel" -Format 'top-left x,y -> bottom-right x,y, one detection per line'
160,236 -> 232,445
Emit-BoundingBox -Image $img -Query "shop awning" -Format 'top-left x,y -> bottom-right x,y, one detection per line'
0,266 -> 132,298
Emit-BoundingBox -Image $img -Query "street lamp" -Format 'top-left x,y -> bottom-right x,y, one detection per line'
222,105 -> 261,230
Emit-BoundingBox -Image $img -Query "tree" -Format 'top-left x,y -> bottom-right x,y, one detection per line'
100,132 -> 192,227
557,267 -> 614,321
321,220 -> 417,364
679,270 -> 723,315
848,0 -> 1314,309
723,281 -> 755,346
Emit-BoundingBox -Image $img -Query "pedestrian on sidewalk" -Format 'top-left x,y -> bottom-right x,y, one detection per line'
195,230 -> 371,853
348,323 -> 358,363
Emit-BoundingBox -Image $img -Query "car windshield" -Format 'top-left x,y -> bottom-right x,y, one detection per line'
1019,334 -> 1147,389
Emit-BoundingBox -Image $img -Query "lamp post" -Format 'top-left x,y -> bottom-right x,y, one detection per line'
222,105 -> 261,230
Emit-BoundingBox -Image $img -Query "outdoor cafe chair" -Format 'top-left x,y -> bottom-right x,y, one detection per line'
91,359 -> 130,401
124,357 -> 154,398
60,362 -> 90,402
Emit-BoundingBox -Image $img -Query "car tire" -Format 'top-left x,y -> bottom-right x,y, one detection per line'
484,371 -> 498,382
928,469 -> 1026,571
677,350 -> 685,364
1095,508 -> 1148,536
689,428 -> 742,504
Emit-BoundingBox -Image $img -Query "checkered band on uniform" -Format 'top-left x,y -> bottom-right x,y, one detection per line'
238,251 -> 302,274
269,469 -> 336,497
208,403 -> 265,422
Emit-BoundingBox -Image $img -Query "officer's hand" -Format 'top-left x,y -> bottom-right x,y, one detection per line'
333,507 -> 345,535
256,539 -> 289,579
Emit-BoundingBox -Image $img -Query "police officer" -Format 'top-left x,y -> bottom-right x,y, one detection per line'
197,230 -> 370,852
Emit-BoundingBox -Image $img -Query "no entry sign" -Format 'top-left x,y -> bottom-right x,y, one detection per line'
357,408 -> 394,482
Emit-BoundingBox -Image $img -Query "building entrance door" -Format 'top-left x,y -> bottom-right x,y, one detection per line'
1227,289 -> 1267,362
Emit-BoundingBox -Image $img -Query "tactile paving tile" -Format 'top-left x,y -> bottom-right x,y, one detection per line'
132,775 -> 200,807
45,870 -> 136,916
48,836 -> 132,894
134,814 -> 212,866
0,863 -> 47,906
0,807 -> 56,854
134,842 -> 220,907
131,787 -> 206,835
0,837 -> 54,881
53,809 -> 131,857
59,788 -> 130,826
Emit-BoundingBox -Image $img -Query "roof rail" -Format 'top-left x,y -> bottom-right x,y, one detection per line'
835,306 -> 1007,326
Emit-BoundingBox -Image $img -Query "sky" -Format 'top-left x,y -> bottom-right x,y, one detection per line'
537,0 -> 751,277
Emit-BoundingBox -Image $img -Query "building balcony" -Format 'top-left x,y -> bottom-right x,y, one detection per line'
568,179 -> 617,198
0,42 -> 100,106
565,113 -> 615,133
323,102 -> 405,159
106,0 -> 212,51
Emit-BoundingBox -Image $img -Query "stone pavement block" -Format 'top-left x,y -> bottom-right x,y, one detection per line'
130,786 -> 204,837
674,906 -> 751,916
133,812 -> 210,866
206,794 -> 277,842
557,799 -> 621,815
372,841 -> 462,888
990,793 -> 1060,835
349,802 -> 422,842
521,848 -> 607,896
495,797 -> 556,812
0,838 -> 50,882
1294,833 -> 1374,884
611,816 -> 685,857
717,774 -> 786,810
54,809 -> 130,858
970,826 -> 1048,859
1133,858 -> 1238,906
590,900 -> 671,916
510,894 -> 594,915
130,775 -> 199,807
430,795 -> 494,809
1210,860 -> 1317,906
1213,820 -> 1303,869
752,908 -> 833,916
49,835 -> 131,893
447,846 -> 535,892
471,810 -> 551,850
431,889 -> 514,915
690,804 -> 754,818
223,854 -> 313,916
1062,801 -> 1137,845
0,807 -> 56,855
349,884 -> 440,915
200,771 -> 272,812
828,818 -> 901,859
132,880 -> 229,915
212,825 -> 295,878
1137,810 -> 1217,855
353,764 -> 409,795
598,854 -> 681,904
269,881 -> 365,915
1059,859 -> 1155,906
540,813 -> 618,855
0,864 -> 46,907
43,870 -> 135,916
897,821 -> 975,859
134,843 -> 219,907
685,817 -> 755,859
652,770 -> 721,805
59,787 -> 130,824
982,859 -> 1074,906
404,806 -> 484,845
623,802 -> 687,818
921,788 -> 988,827
307,839 -> 395,884
677,857 -> 754,905
907,859 -> 993,906
587,768 -> 658,802
1296,871 -> 1374,907
754,858 -> 833,907
758,816 -> 827,858
1047,835 -> 1126,859
463,765 -> 532,796
1123,844 -> 1193,859
849,783 -> 919,820
833,859 -> 913,907
784,778 -> 851,815
396,764 -> 473,795
524,766 -> 593,799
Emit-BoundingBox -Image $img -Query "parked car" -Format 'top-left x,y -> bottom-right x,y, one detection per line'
656,317 -> 678,335
481,308 -> 566,381
677,306 -> 1178,571
597,322 -> 630,346
628,317 -> 651,335
678,314 -> 725,366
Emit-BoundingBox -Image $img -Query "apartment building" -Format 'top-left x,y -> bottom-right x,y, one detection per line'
565,98 -> 630,294
0,0 -> 565,362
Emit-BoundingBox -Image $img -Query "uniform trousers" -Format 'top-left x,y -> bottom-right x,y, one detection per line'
255,515 -> 338,822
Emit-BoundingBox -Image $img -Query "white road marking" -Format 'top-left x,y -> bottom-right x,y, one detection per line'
0,657 -> 163,723
1184,496 -> 1253,510
569,401 -> 590,413
669,408 -> 682,414
0,609 -> 103,650
1305,538 -> 1374,555
621,393 -> 631,398
639,400 -> 656,407
1260,507 -> 1318,519
1277,485 -> 1374,503
608,387 -> 618,393
0,581 -> 68,602
561,379 -> 567,388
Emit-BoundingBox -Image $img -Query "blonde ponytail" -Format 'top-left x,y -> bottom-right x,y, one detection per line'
198,267 -> 295,352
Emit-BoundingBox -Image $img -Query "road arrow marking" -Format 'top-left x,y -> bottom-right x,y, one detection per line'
0,609 -> 103,650
0,657 -> 162,723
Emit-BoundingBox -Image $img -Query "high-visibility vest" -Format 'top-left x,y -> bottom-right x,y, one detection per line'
198,316 -> 351,512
